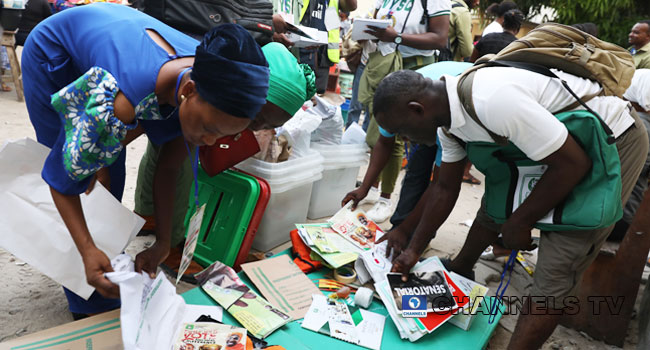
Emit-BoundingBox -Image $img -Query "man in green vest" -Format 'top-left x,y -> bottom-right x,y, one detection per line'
298,0 -> 357,93
372,67 -> 647,349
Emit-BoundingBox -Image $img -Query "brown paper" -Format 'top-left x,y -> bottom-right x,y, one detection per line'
241,255 -> 322,320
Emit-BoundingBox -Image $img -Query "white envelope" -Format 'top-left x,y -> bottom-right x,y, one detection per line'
0,138 -> 144,299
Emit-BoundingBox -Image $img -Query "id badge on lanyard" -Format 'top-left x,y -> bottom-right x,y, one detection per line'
177,143 -> 205,284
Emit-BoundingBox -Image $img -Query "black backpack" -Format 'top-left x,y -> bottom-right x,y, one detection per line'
423,0 -> 465,62
144,0 -> 275,46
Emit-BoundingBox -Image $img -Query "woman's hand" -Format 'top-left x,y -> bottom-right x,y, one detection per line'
81,246 -> 120,298
135,241 -> 170,279
364,25 -> 398,43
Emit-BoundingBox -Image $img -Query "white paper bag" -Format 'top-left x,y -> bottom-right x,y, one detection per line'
106,254 -> 223,350
0,138 -> 144,299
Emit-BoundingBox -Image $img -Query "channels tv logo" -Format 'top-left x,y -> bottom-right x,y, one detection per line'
402,295 -> 427,317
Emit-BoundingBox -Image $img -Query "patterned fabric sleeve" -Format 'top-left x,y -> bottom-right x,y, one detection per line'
50,66 -> 137,181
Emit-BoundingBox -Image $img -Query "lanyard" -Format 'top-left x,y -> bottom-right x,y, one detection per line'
175,67 -> 192,106
184,142 -> 200,208
488,249 -> 518,324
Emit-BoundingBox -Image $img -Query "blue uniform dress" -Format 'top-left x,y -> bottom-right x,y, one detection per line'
22,3 -> 198,314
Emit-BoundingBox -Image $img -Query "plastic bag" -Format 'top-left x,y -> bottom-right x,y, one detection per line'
342,123 -> 367,144
276,107 -> 322,159
309,95 -> 344,145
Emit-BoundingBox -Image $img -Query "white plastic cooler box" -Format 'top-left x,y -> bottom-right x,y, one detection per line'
235,150 -> 324,251
307,143 -> 368,219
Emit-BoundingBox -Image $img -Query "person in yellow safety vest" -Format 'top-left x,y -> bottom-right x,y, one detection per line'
298,0 -> 356,93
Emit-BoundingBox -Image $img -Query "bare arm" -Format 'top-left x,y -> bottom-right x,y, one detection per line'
365,15 -> 450,51
134,136 -> 189,276
501,135 -> 591,249
50,188 -> 119,298
391,158 -> 465,278
341,135 -> 395,208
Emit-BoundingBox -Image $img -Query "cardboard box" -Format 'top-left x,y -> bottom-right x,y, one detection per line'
0,310 -> 123,350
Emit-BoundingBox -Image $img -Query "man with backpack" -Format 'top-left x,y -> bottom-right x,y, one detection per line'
371,25 -> 647,349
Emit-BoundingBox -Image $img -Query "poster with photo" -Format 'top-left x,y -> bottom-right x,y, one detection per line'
329,202 -> 384,251
173,322 -> 247,350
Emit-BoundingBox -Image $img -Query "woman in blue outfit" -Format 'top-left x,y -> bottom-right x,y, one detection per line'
22,3 -> 271,317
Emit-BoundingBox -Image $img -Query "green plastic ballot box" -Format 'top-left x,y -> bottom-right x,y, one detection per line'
182,268 -> 504,349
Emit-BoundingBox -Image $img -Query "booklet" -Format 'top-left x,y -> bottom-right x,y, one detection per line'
350,18 -> 392,41
330,203 -> 384,251
198,261 -> 291,339
302,294 -> 386,350
173,322 -> 247,350
387,270 -> 458,313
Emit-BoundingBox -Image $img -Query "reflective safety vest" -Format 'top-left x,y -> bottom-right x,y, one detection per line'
299,0 -> 340,63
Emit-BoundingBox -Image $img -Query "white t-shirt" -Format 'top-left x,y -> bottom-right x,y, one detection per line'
374,0 -> 450,58
481,21 -> 502,36
438,67 -> 635,163
623,69 -> 650,111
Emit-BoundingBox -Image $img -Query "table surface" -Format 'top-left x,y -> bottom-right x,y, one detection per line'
182,266 -> 503,350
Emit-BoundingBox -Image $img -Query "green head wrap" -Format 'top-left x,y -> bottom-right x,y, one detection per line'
262,43 -> 317,116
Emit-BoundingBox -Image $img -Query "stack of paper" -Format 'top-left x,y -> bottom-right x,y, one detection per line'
448,272 -> 489,331
296,223 -> 362,269
350,18 -> 392,41
286,25 -> 328,47
374,256 -> 487,341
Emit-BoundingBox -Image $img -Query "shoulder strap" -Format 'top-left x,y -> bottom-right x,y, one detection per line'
420,0 -> 428,25
457,66 -> 509,145
489,60 -> 615,144
456,60 -> 615,146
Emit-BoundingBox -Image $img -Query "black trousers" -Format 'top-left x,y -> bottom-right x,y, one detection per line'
389,143 -> 438,228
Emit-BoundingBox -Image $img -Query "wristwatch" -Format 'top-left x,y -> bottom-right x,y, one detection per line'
394,34 -> 403,45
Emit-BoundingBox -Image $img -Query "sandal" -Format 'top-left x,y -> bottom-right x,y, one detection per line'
462,174 -> 481,185
1,83 -> 11,92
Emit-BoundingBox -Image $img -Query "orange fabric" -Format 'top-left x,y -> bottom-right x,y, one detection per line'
290,229 -> 322,273
245,336 -> 286,350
